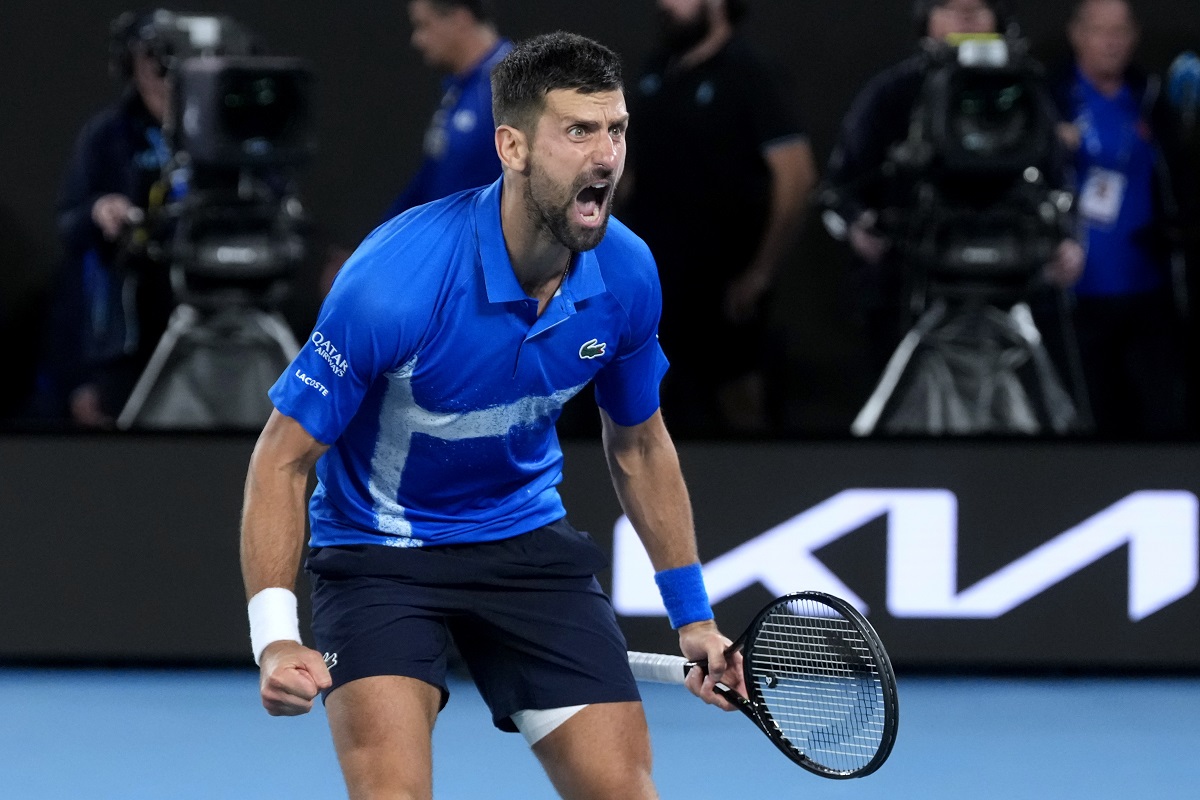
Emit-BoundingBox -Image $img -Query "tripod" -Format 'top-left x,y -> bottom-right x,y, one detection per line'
116,294 -> 298,430
115,187 -> 309,430
852,293 -> 1084,436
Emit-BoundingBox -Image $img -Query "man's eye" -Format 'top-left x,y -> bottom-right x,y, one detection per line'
610,126 -> 625,138
569,126 -> 585,137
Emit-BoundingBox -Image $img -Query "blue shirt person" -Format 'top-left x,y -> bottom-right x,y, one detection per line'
1069,69 -> 1163,297
240,32 -> 745,799
271,179 -> 667,547
1056,0 -> 1192,436
382,1 -> 512,220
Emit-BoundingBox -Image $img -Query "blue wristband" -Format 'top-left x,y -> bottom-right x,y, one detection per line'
654,563 -> 713,629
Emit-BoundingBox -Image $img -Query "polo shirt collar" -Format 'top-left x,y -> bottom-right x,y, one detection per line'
474,177 -> 608,306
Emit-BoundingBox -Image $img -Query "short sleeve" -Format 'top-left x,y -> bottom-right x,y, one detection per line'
742,56 -> 808,152
268,249 -> 417,444
592,256 -> 670,427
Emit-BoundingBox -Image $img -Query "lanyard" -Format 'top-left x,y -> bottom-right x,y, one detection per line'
1073,78 -> 1138,170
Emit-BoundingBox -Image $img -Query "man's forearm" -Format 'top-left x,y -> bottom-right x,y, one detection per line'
750,142 -> 816,279
240,453 -> 312,600
603,416 -> 699,570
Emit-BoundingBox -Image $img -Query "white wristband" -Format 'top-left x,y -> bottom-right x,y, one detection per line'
248,587 -> 302,665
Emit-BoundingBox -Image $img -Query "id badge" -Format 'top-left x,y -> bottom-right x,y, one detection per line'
1079,167 -> 1127,227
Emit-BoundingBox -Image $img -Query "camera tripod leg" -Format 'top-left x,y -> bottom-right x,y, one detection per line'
117,305 -> 300,430
1007,303 -> 1080,435
116,304 -> 201,430
852,301 -> 948,436
254,311 -> 300,360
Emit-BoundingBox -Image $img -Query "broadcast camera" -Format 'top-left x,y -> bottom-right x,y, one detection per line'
111,10 -> 317,430
823,33 -> 1083,436
880,34 -> 1073,305
115,11 -> 316,304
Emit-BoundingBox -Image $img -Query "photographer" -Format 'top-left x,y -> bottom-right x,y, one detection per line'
823,0 -> 1084,381
43,10 -> 179,426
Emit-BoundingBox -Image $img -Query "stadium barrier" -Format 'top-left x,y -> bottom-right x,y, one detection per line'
3,435 -> 1196,671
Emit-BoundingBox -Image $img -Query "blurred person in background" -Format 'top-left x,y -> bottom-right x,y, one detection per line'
822,0 -> 1084,381
1054,0 -> 1197,436
381,0 -> 512,220
622,0 -> 817,436
34,10 -> 178,427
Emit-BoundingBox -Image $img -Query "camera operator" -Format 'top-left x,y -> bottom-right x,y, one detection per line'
1053,0 -> 1197,437
45,10 -> 179,426
823,0 -> 1084,380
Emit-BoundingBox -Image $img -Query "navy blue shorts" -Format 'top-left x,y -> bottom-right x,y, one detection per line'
306,519 -> 641,732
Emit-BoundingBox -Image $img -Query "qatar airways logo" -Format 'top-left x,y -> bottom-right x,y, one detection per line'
311,331 -> 349,377
613,490 -> 1199,622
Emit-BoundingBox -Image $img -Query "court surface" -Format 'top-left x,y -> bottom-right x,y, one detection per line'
3,668 -> 1196,799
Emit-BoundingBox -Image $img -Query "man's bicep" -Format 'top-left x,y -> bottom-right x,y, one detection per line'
765,139 -> 818,191
252,409 -> 331,475
600,407 -> 669,460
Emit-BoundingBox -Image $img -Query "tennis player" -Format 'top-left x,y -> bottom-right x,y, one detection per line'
240,31 -> 744,799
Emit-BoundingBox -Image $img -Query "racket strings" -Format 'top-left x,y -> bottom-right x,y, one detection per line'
748,598 -> 887,773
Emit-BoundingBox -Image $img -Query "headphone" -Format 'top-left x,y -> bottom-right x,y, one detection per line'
108,9 -> 176,80
912,0 -> 1014,38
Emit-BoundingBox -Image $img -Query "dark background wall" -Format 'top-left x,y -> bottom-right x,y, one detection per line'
2,1 -> 1198,427
5,434 -> 1198,670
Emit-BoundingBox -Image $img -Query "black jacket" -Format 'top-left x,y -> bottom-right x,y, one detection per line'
39,89 -> 172,413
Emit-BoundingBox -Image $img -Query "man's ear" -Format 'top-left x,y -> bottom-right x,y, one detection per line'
496,125 -> 529,173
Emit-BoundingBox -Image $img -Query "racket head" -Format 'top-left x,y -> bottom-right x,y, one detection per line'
740,591 -> 899,779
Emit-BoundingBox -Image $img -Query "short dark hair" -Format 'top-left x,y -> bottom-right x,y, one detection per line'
109,8 -> 174,80
491,31 -> 623,134
1069,0 -> 1135,25
912,0 -> 1013,37
420,0 -> 493,24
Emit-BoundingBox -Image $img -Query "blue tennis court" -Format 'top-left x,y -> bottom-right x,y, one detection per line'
3,668 -> 1196,798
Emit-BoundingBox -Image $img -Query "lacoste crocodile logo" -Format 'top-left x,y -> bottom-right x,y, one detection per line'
579,339 -> 607,359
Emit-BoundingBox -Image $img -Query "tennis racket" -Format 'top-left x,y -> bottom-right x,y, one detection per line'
628,591 -> 899,779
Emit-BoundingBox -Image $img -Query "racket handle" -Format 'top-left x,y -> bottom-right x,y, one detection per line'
627,651 -> 691,684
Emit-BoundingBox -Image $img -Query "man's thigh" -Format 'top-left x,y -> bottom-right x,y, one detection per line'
452,572 -> 640,733
308,568 -> 455,702
531,701 -> 658,800
325,675 -> 443,800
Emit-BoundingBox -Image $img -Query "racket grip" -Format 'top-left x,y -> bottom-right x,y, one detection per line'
627,651 -> 690,684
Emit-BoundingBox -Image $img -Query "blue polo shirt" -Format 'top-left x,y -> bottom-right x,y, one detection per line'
1070,70 -> 1163,297
270,178 -> 669,548
383,40 -> 513,220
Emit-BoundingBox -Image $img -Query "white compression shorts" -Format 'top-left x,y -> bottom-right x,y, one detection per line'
509,704 -> 588,746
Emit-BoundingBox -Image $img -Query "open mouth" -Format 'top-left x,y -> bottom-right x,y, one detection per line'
574,181 -> 611,228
